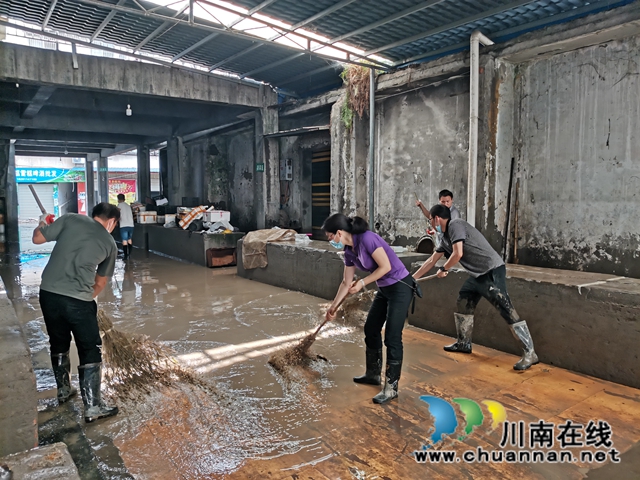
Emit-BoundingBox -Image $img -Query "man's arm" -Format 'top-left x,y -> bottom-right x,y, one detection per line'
93,275 -> 108,298
32,221 -> 48,244
437,242 -> 463,277
413,251 -> 444,279
415,200 -> 431,219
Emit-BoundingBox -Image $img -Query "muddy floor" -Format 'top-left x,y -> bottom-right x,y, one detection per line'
2,250 -> 640,479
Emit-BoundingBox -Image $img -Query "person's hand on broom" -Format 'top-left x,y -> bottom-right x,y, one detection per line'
39,213 -> 55,225
325,306 -> 338,322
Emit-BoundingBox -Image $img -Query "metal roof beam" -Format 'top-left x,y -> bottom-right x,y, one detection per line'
276,63 -> 339,86
211,0 -> 358,73
227,0 -> 280,29
90,0 -> 127,42
365,0 -> 536,56
171,32 -> 219,62
72,0 -> 387,70
42,0 -> 59,30
239,52 -> 306,78
134,4 -> 190,52
329,0 -> 446,45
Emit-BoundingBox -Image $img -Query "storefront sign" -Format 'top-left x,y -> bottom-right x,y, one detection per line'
16,168 -> 85,183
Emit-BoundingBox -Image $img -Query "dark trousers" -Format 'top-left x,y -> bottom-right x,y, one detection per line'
456,265 -> 520,324
363,274 -> 415,363
39,290 -> 102,365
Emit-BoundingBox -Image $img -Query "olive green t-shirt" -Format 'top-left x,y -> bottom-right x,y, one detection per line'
40,213 -> 117,301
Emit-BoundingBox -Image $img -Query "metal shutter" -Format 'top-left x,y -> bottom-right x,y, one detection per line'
18,184 -> 55,222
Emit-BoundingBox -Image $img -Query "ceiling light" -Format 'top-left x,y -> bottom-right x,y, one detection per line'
126,104 -> 132,116
64,147 -> 68,155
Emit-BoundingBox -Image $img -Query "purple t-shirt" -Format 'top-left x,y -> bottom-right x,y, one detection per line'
343,230 -> 409,287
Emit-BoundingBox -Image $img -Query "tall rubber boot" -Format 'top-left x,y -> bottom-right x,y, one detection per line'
123,244 -> 130,259
78,363 -> 118,423
372,360 -> 402,405
443,313 -> 473,353
510,321 -> 539,371
353,347 -> 382,385
51,351 -> 77,403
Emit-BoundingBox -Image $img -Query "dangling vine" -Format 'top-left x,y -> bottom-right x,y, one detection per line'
340,65 -> 372,130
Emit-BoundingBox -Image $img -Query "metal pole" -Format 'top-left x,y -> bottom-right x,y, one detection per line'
368,67 -> 375,230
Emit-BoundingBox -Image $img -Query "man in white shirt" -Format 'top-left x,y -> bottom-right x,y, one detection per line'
117,194 -> 134,259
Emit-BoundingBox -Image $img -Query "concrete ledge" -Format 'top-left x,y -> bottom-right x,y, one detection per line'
236,239 -> 430,300
237,241 -> 640,388
0,278 -> 38,457
412,265 -> 640,389
0,442 -> 80,479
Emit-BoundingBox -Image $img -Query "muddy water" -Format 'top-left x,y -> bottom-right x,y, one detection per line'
2,250 -> 369,478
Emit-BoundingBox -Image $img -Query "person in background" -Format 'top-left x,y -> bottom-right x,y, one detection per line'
415,188 -> 461,230
117,193 -> 134,259
323,213 -> 416,404
32,202 -> 120,422
412,204 -> 539,371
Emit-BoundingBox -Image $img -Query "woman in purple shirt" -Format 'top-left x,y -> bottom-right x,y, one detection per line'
323,213 -> 415,404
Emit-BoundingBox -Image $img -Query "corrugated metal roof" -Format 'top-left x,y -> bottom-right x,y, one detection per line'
1,0 -> 633,97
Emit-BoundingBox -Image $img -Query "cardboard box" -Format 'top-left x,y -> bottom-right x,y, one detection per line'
203,210 -> 231,223
138,212 -> 157,224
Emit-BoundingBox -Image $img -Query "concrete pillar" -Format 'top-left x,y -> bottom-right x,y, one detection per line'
0,140 -> 19,250
136,145 -> 151,203
97,156 -> 109,204
254,106 -> 279,229
85,154 -> 96,214
166,136 -> 186,205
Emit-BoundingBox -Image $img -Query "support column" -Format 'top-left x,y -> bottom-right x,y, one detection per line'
85,154 -> 96,214
166,136 -> 186,206
0,140 -> 19,250
97,156 -> 109,204
136,145 -> 151,203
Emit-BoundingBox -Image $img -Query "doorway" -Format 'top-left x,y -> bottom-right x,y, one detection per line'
311,148 -> 330,240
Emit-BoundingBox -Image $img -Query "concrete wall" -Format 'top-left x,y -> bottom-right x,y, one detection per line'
375,77 -> 470,246
514,36 -> 640,277
57,182 -> 77,216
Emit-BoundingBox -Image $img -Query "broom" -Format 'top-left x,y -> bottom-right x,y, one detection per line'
97,310 -> 208,398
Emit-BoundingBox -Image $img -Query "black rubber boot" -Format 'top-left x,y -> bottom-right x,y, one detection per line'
353,347 -> 382,385
123,244 -> 130,259
78,363 -> 118,423
51,351 -> 77,404
372,360 -> 401,404
510,321 -> 539,371
443,313 -> 473,354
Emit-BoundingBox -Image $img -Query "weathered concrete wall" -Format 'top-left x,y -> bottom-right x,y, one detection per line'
375,77 -> 470,246
57,182 -> 77,216
227,127 -> 257,232
330,96 -> 368,219
0,278 -> 37,456
514,36 -> 640,277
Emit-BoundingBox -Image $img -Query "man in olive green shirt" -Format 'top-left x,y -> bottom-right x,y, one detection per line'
33,202 -> 120,422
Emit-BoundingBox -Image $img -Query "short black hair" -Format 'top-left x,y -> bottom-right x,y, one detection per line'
117,194 -> 125,201
92,202 -> 121,221
430,204 -> 451,220
438,189 -> 454,200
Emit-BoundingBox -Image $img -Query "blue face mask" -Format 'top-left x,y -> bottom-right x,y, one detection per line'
329,240 -> 344,249
436,225 -> 442,233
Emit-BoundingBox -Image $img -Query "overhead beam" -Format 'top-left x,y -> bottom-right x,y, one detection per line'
101,144 -> 137,157
0,129 -> 149,145
42,0 -> 59,30
276,64 -> 340,86
90,0 -> 127,42
365,0 -> 536,56
21,86 -> 56,119
328,0 -> 446,45
71,0 -> 388,69
0,39 -> 264,109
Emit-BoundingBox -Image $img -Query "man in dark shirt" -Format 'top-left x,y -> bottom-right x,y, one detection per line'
413,204 -> 539,371
33,202 -> 121,422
